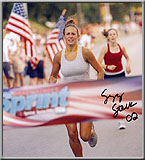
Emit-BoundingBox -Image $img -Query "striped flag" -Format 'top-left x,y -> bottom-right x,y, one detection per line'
3,76 -> 142,128
6,3 -> 38,68
46,12 -> 66,78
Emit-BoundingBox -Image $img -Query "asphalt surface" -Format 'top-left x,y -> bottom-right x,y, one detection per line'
2,32 -> 143,159
3,117 -> 143,158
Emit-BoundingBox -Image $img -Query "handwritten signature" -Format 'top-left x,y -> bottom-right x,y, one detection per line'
101,89 -> 138,122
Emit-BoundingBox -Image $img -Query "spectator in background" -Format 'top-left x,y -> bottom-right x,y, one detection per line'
5,31 -> 21,87
27,34 -> 46,85
17,37 -> 26,86
136,14 -> 142,33
79,26 -> 91,49
3,29 -> 14,88
3,28 -> 8,88
98,28 -> 131,129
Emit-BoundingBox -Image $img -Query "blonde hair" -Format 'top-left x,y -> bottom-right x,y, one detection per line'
63,14 -> 80,36
66,14 -> 78,26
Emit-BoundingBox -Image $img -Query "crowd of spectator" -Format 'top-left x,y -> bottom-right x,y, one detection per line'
3,18 -> 142,89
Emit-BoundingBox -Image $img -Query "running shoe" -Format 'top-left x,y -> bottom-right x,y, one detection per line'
118,120 -> 126,130
88,124 -> 98,147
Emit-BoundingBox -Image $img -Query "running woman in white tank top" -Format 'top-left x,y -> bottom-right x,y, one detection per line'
61,45 -> 89,82
49,15 -> 104,157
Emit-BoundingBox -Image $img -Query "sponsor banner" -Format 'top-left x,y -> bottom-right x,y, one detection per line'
3,76 -> 142,128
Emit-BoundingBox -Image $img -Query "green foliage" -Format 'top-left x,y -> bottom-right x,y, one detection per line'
110,2 -> 142,22
81,3 -> 100,23
2,2 -> 13,20
3,2 -> 142,27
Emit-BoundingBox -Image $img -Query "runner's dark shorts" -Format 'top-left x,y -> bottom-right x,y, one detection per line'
27,60 -> 44,78
104,71 -> 125,79
3,62 -> 11,78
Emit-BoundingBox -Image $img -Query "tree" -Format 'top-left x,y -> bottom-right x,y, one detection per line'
3,2 -> 142,26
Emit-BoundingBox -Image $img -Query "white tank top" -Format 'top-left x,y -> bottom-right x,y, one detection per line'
61,45 -> 89,82
36,45 -> 44,60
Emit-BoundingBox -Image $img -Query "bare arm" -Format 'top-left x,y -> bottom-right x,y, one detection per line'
49,52 -> 61,83
98,46 -> 107,69
83,48 -> 104,80
121,45 -> 131,74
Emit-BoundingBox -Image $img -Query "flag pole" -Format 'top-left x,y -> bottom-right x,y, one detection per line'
46,9 -> 67,79
62,9 -> 67,16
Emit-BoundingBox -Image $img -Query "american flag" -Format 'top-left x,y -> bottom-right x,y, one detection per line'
3,76 -> 142,127
6,3 -> 38,68
46,14 -> 66,78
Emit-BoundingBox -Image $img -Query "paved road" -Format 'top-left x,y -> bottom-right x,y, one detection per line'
3,117 -> 143,158
2,32 -> 143,158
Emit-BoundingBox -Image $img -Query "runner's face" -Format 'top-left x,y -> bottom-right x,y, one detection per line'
108,29 -> 118,43
63,26 -> 78,46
